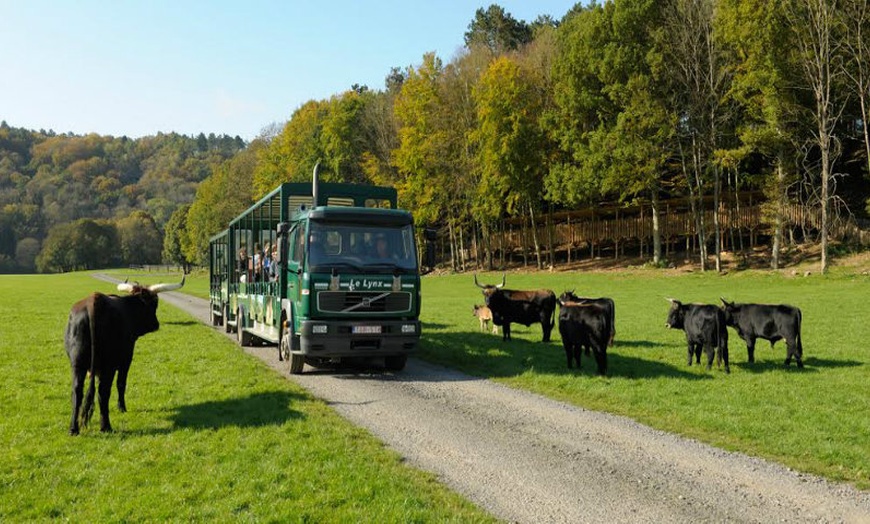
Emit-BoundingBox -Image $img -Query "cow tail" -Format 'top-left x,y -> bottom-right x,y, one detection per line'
609,300 -> 616,347
81,297 -> 98,428
549,298 -> 556,332
796,308 -> 803,356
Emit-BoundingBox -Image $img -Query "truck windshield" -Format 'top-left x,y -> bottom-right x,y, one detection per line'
307,222 -> 418,273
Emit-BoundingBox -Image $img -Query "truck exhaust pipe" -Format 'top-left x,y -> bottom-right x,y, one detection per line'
312,162 -> 320,207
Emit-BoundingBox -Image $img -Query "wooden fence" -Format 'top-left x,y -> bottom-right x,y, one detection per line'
485,193 -> 868,263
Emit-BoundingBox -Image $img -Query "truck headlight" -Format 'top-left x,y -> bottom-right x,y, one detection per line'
401,324 -> 416,334
312,324 -> 328,334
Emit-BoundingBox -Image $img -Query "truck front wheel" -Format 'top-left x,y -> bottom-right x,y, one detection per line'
282,329 -> 304,374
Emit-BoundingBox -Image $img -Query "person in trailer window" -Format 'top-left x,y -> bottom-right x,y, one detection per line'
237,247 -> 248,282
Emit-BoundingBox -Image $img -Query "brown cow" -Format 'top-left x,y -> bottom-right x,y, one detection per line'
474,274 -> 556,342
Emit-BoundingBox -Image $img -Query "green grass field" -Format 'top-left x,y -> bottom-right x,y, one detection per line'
418,266 -> 870,490
0,272 -> 495,522
106,263 -> 870,491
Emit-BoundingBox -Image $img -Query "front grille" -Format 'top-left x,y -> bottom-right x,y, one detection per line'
317,291 -> 412,313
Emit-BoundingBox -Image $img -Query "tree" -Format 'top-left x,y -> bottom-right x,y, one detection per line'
719,0 -> 800,269
474,56 -> 547,268
839,0 -> 870,224
186,141 -> 261,264
116,210 -> 163,265
36,219 -> 118,273
253,101 -> 327,195
464,4 -> 533,55
785,0 -> 846,274
661,0 -> 735,272
163,204 -> 191,270
393,53 -> 451,227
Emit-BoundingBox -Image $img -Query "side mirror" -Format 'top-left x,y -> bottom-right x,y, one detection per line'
275,223 -> 290,265
425,243 -> 436,270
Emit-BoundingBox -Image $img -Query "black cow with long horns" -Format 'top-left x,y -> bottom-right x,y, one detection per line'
65,276 -> 185,435
474,274 -> 556,342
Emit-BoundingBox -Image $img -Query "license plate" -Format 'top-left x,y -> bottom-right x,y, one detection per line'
352,325 -> 381,334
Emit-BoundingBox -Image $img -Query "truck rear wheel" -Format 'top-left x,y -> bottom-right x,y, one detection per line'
384,354 -> 407,371
223,305 -> 232,333
237,307 -> 253,346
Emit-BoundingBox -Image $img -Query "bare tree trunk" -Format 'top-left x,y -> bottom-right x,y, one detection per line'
820,140 -> 829,273
546,206 -> 554,269
447,220 -> 459,271
771,161 -> 785,270
652,191 -> 662,264
788,0 -> 843,275
713,163 -> 722,272
458,222 -> 466,271
529,202 -> 542,270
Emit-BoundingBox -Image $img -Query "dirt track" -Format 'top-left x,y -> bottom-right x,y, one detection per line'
152,286 -> 870,523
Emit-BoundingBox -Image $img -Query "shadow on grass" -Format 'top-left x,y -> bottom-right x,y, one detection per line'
417,331 -> 707,381
732,355 -> 862,374
163,320 -> 200,327
168,391 -> 306,430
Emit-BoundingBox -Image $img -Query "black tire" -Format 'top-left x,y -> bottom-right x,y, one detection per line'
384,354 -> 407,371
237,307 -> 253,346
210,303 -> 222,326
223,305 -> 232,334
278,313 -> 289,362
287,342 -> 305,375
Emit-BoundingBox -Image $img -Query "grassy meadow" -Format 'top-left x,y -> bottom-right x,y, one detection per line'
0,272 -> 495,522
418,265 -> 870,490
106,262 -> 870,491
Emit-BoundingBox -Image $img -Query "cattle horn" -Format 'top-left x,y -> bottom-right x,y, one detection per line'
148,275 -> 186,293
665,297 -> 676,303
496,273 -> 506,289
474,273 -> 485,289
720,297 -> 731,306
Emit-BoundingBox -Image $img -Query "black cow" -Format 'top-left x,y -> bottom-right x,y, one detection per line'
474,274 -> 556,342
665,299 -> 730,374
65,276 -> 184,435
557,298 -> 611,375
720,299 -> 803,368
560,290 -> 616,348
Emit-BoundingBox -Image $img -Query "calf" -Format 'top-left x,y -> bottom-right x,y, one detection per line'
557,298 -> 611,376
472,304 -> 499,334
560,290 -> 616,347
665,299 -> 730,374
720,299 -> 803,368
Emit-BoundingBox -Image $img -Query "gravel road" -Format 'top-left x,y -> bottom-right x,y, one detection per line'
149,285 -> 870,523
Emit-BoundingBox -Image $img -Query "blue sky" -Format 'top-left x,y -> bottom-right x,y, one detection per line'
0,1 -> 578,141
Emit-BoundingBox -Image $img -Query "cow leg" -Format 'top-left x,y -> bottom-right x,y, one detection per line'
541,316 -> 552,343
785,336 -> 804,368
591,339 -> 607,376
720,343 -> 730,374
745,336 -> 756,363
116,363 -> 130,413
97,370 -> 116,433
562,340 -> 574,369
686,342 -> 694,366
704,343 -> 714,371
502,323 -> 511,341
69,367 -> 86,435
